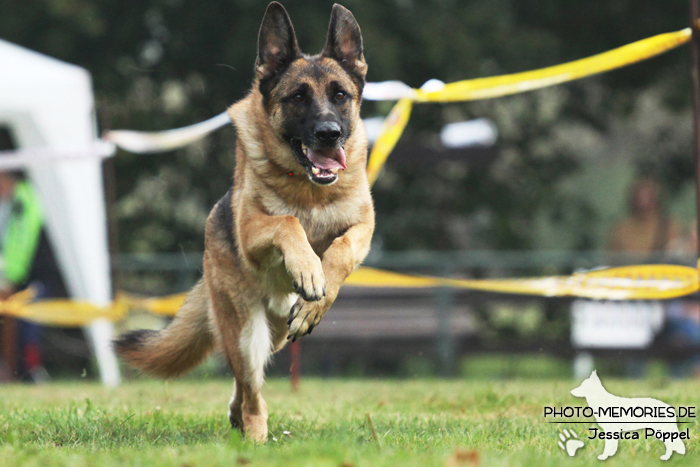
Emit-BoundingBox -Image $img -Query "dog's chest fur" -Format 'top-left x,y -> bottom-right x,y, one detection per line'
263,194 -> 360,253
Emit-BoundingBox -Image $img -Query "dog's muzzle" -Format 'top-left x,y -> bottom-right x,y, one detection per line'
291,134 -> 347,186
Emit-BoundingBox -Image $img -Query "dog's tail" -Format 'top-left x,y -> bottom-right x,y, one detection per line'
114,279 -> 214,378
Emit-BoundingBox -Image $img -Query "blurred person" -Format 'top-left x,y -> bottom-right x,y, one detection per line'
608,177 -> 681,256
0,170 -> 44,382
0,170 -> 66,383
609,177 -> 699,377
604,178 -> 681,377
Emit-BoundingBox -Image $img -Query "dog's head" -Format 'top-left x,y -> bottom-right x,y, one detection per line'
254,2 -> 367,186
570,370 -> 602,398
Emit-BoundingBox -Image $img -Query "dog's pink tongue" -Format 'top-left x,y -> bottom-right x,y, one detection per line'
307,147 -> 346,170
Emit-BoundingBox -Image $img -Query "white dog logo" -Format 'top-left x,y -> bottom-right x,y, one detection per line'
571,370 -> 686,461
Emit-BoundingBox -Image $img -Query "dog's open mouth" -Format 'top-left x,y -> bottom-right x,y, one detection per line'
292,139 -> 347,185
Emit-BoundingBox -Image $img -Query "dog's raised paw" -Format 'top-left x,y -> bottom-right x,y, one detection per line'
287,298 -> 323,341
284,251 -> 325,302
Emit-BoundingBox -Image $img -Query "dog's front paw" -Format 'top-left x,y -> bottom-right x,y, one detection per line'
284,250 -> 325,302
287,297 -> 324,341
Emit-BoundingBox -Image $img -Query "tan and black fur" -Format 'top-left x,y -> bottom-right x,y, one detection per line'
115,2 -> 374,443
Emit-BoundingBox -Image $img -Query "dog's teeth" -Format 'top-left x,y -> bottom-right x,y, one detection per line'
330,168 -> 338,174
301,143 -> 308,155
311,167 -> 320,175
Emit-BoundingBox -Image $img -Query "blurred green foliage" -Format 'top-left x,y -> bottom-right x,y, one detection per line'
0,0 -> 695,253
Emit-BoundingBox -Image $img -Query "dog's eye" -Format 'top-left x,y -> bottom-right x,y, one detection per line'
334,91 -> 346,101
292,93 -> 304,103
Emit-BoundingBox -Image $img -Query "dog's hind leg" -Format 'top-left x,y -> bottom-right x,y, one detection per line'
598,437 -> 618,460
269,314 -> 290,352
228,378 -> 244,430
265,293 -> 296,352
216,301 -> 272,443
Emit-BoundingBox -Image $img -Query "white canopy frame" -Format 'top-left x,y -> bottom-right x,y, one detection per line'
0,39 -> 120,386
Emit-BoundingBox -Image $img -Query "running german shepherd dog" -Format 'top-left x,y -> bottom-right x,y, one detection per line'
115,2 -> 374,442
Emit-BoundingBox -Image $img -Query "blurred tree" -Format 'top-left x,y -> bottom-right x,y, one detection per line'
0,0 -> 694,254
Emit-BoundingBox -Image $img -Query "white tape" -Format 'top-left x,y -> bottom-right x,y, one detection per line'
363,80 -> 416,101
103,111 -> 231,154
419,79 -> 445,93
102,80 -> 430,155
0,140 -> 116,169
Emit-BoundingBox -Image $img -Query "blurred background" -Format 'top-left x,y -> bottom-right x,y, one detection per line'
1,0 -> 699,383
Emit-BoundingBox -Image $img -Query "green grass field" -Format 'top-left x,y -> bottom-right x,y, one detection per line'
0,378 -> 698,466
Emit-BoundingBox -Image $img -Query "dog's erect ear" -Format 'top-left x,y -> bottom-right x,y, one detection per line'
322,4 -> 367,81
256,2 -> 300,81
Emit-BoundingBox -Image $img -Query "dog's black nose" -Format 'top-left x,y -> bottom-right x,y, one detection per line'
314,122 -> 341,143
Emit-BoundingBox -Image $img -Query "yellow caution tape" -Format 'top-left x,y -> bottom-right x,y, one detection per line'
120,292 -> 187,317
367,27 -> 692,185
0,287 -> 36,319
366,98 -> 414,185
1,263 -> 698,325
0,289 -> 127,326
414,28 -> 691,103
346,265 -> 700,301
0,29 -> 696,326
8,300 -> 127,327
